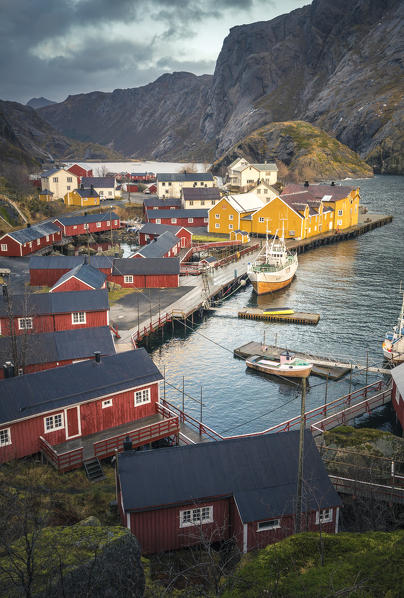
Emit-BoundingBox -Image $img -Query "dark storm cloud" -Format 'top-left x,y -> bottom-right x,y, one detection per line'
0,0 -> 269,103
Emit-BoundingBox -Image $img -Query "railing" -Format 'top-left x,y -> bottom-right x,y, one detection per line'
131,311 -> 172,344
329,475 -> 404,504
180,243 -> 260,275
158,400 -> 224,442
40,436 -> 84,473
93,416 -> 179,459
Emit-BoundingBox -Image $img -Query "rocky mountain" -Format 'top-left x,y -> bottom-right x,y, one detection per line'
211,121 -> 374,181
0,100 -> 123,172
26,97 -> 56,109
39,72 -> 213,161
37,0 -> 403,173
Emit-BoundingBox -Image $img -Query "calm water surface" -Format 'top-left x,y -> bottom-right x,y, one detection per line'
148,176 -> 404,436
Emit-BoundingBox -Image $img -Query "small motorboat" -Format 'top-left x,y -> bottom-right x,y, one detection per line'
263,307 -> 294,315
246,350 -> 312,379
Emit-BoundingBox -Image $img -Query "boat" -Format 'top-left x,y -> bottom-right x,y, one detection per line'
263,307 -> 294,315
247,229 -> 298,295
383,292 -> 404,364
246,351 -> 313,378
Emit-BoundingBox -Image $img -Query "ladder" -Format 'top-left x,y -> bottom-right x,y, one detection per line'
201,268 -> 211,309
83,457 -> 105,482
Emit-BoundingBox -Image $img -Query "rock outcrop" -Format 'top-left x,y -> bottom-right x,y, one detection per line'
27,97 -> 56,110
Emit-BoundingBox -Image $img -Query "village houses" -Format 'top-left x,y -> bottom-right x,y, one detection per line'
81,176 -> 121,200
227,158 -> 278,191
157,173 -> 216,199
41,168 -> 79,200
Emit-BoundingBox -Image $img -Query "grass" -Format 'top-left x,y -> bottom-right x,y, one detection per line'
108,287 -> 138,304
192,233 -> 228,242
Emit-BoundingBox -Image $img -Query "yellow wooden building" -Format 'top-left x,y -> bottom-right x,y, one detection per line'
64,188 -> 100,207
207,193 -> 265,235
39,189 -> 55,202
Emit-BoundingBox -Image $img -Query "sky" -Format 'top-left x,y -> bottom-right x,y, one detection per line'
1,0 -> 309,105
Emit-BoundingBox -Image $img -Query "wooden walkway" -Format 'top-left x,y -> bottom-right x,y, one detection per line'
238,307 -> 320,325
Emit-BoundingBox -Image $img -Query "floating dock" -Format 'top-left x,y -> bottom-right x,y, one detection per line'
238,308 -> 320,325
234,342 -> 351,380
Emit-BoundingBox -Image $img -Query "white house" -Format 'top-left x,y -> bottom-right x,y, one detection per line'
81,177 -> 121,200
227,159 -> 278,191
41,168 -> 79,200
157,173 -> 215,199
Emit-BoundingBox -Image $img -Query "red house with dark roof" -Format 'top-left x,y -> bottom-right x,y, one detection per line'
146,209 -> 208,228
138,223 -> 192,248
110,258 -> 180,288
0,223 -> 62,257
53,212 -> 120,236
67,164 -> 94,185
50,263 -> 107,292
30,256 -> 113,287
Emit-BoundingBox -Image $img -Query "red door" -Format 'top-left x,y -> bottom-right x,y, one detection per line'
66,406 -> 80,439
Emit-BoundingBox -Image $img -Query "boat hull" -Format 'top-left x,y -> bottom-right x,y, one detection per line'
250,276 -> 295,295
246,357 -> 312,379
248,260 -> 298,296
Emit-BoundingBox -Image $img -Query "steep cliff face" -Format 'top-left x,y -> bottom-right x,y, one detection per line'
203,0 -> 403,173
39,72 -> 213,160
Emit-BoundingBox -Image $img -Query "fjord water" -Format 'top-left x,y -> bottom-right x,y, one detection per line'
151,176 -> 404,436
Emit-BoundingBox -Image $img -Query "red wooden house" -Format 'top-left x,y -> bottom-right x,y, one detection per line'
117,431 -> 341,555
146,208 -> 208,228
53,212 -> 120,237
67,164 -> 93,185
138,223 -> 192,248
0,289 -> 109,336
143,198 -> 181,215
0,326 -> 115,378
50,263 -> 107,292
130,173 -> 155,182
30,256 -> 113,287
110,258 -> 180,288
0,350 -> 179,472
0,223 -> 62,257
131,232 -> 181,259
392,364 -> 404,430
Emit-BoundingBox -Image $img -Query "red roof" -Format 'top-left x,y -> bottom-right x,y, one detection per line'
282,184 -> 355,201
67,164 -> 93,178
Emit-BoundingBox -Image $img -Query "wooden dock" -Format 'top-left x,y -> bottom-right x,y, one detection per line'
234,341 -> 351,379
238,307 -> 320,325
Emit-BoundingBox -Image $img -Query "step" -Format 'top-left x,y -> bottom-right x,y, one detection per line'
83,457 -> 105,482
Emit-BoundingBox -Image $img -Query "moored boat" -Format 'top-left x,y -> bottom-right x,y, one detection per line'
263,307 -> 294,315
383,292 -> 404,364
246,351 -> 312,378
247,230 -> 298,295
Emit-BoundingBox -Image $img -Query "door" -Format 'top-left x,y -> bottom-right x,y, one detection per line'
65,406 -> 81,439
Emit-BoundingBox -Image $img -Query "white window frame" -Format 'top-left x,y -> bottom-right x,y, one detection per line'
44,413 -> 64,433
0,428 -> 11,447
289,230 -> 295,237
171,218 -> 177,224
259,217 -> 265,223
338,209 -> 343,216
37,239 -> 40,245
229,214 -> 233,220
114,220 -> 118,225
18,317 -> 33,330
107,221 -> 110,226
155,219 -> 161,224
215,223 -> 220,229
337,219 -> 343,226
67,176 -> 73,182
71,312 -> 86,325
316,508 -> 333,524
52,177 -> 58,182
229,224 -> 233,230
204,218 -> 208,223
1,244 -> 7,251
215,214 -> 220,219
96,222 -> 101,228
102,399 -> 113,408
46,235 -> 49,242
180,506 -> 213,528
124,275 -> 134,284
73,225 -> 77,229
188,218 -> 194,223
134,388 -> 151,406
257,519 -> 280,532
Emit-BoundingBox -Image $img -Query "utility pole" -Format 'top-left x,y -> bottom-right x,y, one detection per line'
295,378 -> 306,534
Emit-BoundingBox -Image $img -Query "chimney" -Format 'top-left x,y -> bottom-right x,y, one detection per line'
331,181 -> 335,186
81,183 -> 84,190
123,436 -> 133,451
2,285 -> 8,298
94,351 -> 101,363
3,361 -> 15,378
90,184 -> 94,191
84,255 -> 88,264
304,180 -> 309,188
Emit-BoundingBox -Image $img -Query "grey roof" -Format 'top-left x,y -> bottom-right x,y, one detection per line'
0,326 -> 115,368
41,168 -> 60,178
7,222 -> 60,245
54,212 -> 119,226
133,232 -> 179,258
81,177 -> 115,188
118,431 -> 341,522
51,263 -> 106,290
147,209 -> 208,219
182,187 -> 221,201
143,198 -> 181,209
74,188 -> 99,198
39,189 -> 54,195
157,173 -> 214,183
252,163 -> 278,171
113,258 -> 180,276
30,255 -> 113,270
0,349 -> 162,425
0,289 -> 109,317
392,363 -> 404,396
139,223 -> 184,236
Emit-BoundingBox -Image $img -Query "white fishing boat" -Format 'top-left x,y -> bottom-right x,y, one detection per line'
383,292 -> 404,364
246,351 -> 312,379
247,229 -> 298,295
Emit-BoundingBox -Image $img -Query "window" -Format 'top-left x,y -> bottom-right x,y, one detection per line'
257,519 -> 280,531
52,177 -> 58,182
45,413 -> 64,432
67,186 -> 71,191
1,244 -> 7,251
96,222 -> 101,228
171,218 -> 177,224
29,242 -> 32,248
229,214 -> 233,220
114,220 -> 118,225
0,428 -> 11,447
170,207 -> 175,210
229,224 -> 233,230
316,508 -> 333,524
180,506 -> 213,528
289,230 -> 295,237
264,189 -> 268,194
18,317 -> 33,330
124,275 -> 133,283
201,201 -> 205,206
188,218 -> 194,223
259,217 -> 265,223
155,219 -> 161,224
189,200 -> 194,206
135,388 -> 151,406
211,201 -> 215,205
102,399 -> 113,408
215,214 -> 220,219
337,219 -> 342,226
73,225 -> 77,229
204,218 -> 208,223
72,312 -> 86,324
107,221 -> 110,226
37,239 -> 40,245
162,182 -> 166,186
257,189 -> 261,194
200,182 -> 204,186
215,223 -> 220,229
46,235 -> 49,241
67,177 -> 73,182
108,191 -> 112,196
338,209 -> 343,216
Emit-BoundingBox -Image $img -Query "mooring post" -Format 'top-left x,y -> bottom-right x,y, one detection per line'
275,332 -> 278,347
349,363 -> 353,398
365,351 -> 369,396
324,374 -> 328,415
200,387 -> 203,435
182,376 -> 185,422
295,377 -> 306,534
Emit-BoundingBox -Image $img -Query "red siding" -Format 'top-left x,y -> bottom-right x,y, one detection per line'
51,277 -> 95,292
0,232 -> 62,257
0,235 -> 22,257
109,274 -> 178,289
138,228 -> 191,248
0,310 -> 108,336
129,498 -> 230,554
0,359 -> 75,379
148,216 -> 207,228
392,381 -> 404,429
31,266 -> 112,287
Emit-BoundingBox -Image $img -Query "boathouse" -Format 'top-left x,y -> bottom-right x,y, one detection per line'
0,326 -> 115,378
392,363 -> 404,430
0,350 -> 178,471
110,258 -> 180,288
50,262 -> 107,292
53,212 -> 120,236
138,223 -> 192,248
117,431 -> 341,555
30,255 -> 113,286
143,197 -> 181,213
0,289 -> 109,335
131,231 -> 181,259
146,208 -> 208,228
0,223 -> 62,257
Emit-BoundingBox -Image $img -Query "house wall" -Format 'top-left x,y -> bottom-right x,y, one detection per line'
251,198 -> 303,238
41,170 -> 79,199
158,180 -> 215,199
110,274 -> 178,289
254,183 -> 278,201
326,188 -> 360,230
208,198 -> 240,234
183,199 -> 218,210
64,191 -> 100,207
392,381 -> 404,430
50,278 -> 94,293
127,498 -> 230,554
0,310 -> 108,336
0,235 -> 23,257
0,382 -> 159,464
0,231 -> 61,258
147,215 -> 207,228
30,266 -> 112,287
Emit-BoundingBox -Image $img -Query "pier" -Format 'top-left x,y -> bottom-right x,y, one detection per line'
238,308 -> 320,325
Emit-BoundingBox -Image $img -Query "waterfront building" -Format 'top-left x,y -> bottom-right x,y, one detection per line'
138,223 -> 192,248
53,212 -> 120,236
207,193 -> 265,235
146,208 -> 208,228
110,258 -> 180,288
41,168 -> 79,199
30,256 -> 113,287
131,231 -> 181,259
157,173 -> 215,199
0,222 -> 62,257
49,263 -> 107,292
182,187 -> 221,209
81,176 -> 121,200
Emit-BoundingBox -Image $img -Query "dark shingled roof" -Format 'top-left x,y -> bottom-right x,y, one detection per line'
0,289 -> 109,317
282,184 -> 355,201
30,255 -> 113,270
81,177 -> 115,188
133,231 -> 179,259
73,188 -> 99,198
51,263 -> 106,291
0,326 -> 115,368
39,189 -> 54,195
182,187 -> 221,201
147,209 -> 208,219
157,173 -> 214,183
118,431 -> 341,522
54,212 -> 119,226
7,222 -> 60,245
143,198 -> 181,209
113,257 -> 180,276
0,349 -> 162,425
